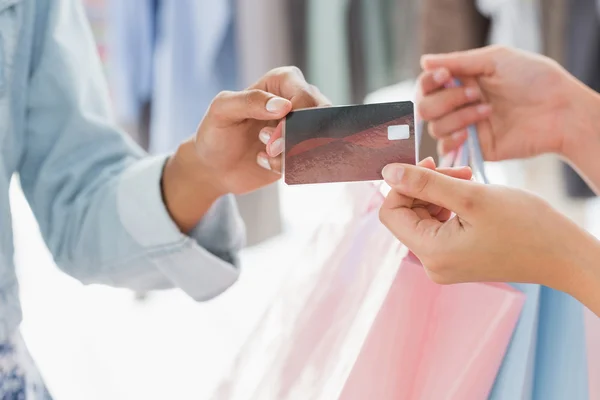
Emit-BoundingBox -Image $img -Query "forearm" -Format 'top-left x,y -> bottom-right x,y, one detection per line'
162,139 -> 226,233
560,226 -> 600,317
561,79 -> 600,194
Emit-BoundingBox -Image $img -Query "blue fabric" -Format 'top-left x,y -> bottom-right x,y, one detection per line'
533,287 -> 589,399
106,0 -> 156,124
0,0 -> 245,345
490,283 -> 541,399
491,286 -> 589,399
107,0 -> 240,153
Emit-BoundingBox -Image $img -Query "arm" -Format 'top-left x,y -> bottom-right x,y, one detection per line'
379,160 -> 600,317
560,79 -> 600,196
20,0 -> 244,300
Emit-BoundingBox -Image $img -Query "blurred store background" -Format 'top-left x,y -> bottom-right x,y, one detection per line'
8,0 -> 600,398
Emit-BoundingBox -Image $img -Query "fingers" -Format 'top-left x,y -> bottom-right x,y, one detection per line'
379,193 -> 443,250
417,68 -> 452,98
427,103 -> 491,139
254,66 -> 331,157
382,164 -> 480,217
437,130 -> 467,155
417,86 -> 482,120
416,67 -> 491,149
420,46 -> 499,77
256,151 -> 282,174
255,66 -> 332,112
262,120 -> 284,157
256,125 -> 283,171
208,90 -> 292,124
416,157 -> 473,180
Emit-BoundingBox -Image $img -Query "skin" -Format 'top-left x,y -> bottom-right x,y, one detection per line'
379,45 -> 600,316
161,66 -> 330,233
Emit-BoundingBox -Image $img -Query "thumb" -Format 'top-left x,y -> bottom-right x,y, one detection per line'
421,47 -> 497,78
209,89 -> 293,123
382,163 -> 481,217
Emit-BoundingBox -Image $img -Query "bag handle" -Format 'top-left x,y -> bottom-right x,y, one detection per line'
437,79 -> 489,183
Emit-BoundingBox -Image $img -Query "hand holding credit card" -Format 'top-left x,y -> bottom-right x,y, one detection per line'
282,102 -> 416,185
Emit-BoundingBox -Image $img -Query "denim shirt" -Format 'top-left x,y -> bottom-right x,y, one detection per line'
0,0 -> 245,341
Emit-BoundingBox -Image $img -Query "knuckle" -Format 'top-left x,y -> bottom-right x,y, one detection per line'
489,44 -> 508,54
427,121 -> 441,138
209,90 -> 234,115
459,185 -> 483,212
287,65 -> 304,78
429,271 -> 453,286
458,108 -> 478,126
411,170 -> 433,195
273,65 -> 304,80
458,196 -> 477,213
244,89 -> 263,109
424,258 -> 457,285
417,101 -> 432,121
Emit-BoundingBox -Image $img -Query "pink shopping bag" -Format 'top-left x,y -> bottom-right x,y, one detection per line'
211,183 -> 524,400
339,258 -> 524,400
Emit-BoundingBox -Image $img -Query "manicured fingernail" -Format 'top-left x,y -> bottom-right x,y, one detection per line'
266,97 -> 289,113
477,104 -> 492,114
465,87 -> 480,100
433,68 -> 449,84
382,165 -> 405,184
259,130 -> 271,145
257,155 -> 271,170
269,138 -> 284,156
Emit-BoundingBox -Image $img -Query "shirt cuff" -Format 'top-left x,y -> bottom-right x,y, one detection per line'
116,155 -> 245,300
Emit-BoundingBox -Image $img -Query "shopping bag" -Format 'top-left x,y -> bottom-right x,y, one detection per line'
211,183 -> 405,400
449,93 -> 590,399
585,308 -> 600,400
211,179 -> 524,400
338,257 -> 524,400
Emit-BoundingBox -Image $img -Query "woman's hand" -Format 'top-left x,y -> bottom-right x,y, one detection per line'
162,66 -> 329,231
417,45 -> 595,161
191,66 -> 329,194
378,161 -> 600,301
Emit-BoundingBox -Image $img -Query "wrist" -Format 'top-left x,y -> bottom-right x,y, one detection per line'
555,224 -> 600,313
161,139 -> 227,233
560,77 -> 600,161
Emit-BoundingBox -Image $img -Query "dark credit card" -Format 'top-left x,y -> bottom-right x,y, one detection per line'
283,101 -> 415,185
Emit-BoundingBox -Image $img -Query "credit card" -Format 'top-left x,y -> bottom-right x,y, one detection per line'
283,101 -> 415,185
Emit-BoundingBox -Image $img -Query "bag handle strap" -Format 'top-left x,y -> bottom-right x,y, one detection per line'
436,79 -> 489,183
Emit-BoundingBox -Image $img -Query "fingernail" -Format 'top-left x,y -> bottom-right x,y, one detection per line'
382,165 -> 405,184
477,104 -> 492,114
425,156 -> 435,163
269,138 -> 284,156
266,97 -> 289,113
259,130 -> 271,145
465,87 -> 480,100
433,68 -> 449,84
257,155 -> 271,170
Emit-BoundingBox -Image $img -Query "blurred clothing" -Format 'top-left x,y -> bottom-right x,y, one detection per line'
0,332 -> 51,399
106,0 -> 155,129
476,0 -> 542,53
1,0 -> 244,349
107,0 -> 282,247
107,0 -> 238,154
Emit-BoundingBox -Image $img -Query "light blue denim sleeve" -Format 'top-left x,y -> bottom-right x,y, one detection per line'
17,0 -> 245,300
